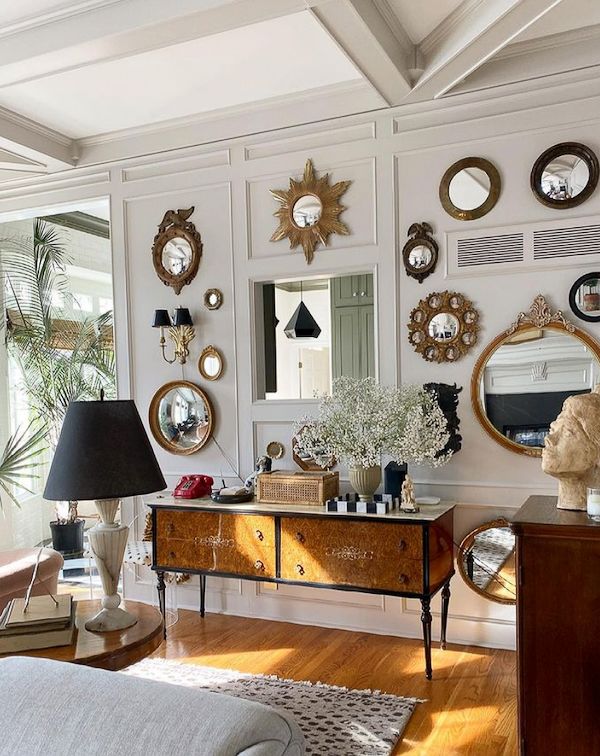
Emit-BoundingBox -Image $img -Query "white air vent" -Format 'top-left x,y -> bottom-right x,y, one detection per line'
533,224 -> 600,260
457,233 -> 524,268
447,215 -> 600,278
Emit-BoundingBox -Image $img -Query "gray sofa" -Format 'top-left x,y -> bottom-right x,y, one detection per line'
0,657 -> 305,756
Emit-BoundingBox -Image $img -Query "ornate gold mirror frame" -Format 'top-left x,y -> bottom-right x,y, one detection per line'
408,291 -> 480,363
198,345 -> 224,381
152,207 -> 202,295
270,159 -> 351,264
402,222 -> 439,284
470,295 -> 600,457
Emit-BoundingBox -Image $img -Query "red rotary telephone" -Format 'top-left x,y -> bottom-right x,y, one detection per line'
174,474 -> 214,499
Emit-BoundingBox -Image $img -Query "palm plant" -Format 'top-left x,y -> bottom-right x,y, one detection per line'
0,218 -> 116,521
0,424 -> 48,510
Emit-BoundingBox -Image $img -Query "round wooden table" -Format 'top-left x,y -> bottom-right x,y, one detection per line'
6,600 -> 164,671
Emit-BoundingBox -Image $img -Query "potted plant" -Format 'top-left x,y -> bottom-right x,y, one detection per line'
1,219 -> 115,554
294,377 -> 452,501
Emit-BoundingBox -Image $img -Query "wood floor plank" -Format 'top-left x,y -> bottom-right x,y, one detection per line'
154,611 -> 517,755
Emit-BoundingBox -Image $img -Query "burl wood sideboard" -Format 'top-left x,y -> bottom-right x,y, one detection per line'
512,496 -> 600,755
145,495 -> 455,679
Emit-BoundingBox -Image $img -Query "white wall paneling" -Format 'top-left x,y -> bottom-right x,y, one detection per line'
4,71 -> 600,650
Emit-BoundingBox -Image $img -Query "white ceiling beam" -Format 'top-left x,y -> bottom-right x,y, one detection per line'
0,108 -> 74,170
408,0 -> 564,102
310,0 -> 414,106
0,0 -> 311,90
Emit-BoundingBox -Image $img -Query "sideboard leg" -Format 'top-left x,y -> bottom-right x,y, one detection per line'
420,597 -> 433,680
156,570 -> 167,639
199,574 -> 206,618
441,581 -> 451,650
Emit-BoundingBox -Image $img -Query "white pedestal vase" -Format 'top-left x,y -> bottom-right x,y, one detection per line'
85,498 -> 137,632
349,465 -> 381,501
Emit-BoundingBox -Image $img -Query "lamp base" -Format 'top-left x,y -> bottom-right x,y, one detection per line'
84,605 -> 137,632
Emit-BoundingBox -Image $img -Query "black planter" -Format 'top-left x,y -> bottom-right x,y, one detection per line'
50,519 -> 84,558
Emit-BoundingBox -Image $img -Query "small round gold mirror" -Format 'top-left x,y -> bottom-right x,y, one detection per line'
149,380 -> 213,455
439,157 -> 501,221
204,288 -> 223,311
292,194 -> 323,228
458,519 -> 516,605
152,207 -> 202,295
198,345 -> 224,381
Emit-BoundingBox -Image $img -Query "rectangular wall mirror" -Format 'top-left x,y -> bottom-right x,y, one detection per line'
255,272 -> 375,400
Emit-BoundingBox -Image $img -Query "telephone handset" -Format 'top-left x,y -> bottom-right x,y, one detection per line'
174,474 -> 214,499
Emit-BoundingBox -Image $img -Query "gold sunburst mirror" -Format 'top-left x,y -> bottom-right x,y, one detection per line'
270,159 -> 351,264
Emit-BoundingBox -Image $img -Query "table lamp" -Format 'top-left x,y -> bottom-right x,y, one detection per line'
43,397 -> 166,632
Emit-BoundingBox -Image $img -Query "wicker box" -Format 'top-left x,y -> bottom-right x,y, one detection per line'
256,470 -> 339,507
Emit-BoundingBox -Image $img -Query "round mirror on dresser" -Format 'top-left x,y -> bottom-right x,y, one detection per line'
149,380 -> 213,454
531,142 -> 599,209
471,295 -> 600,457
457,519 -> 516,605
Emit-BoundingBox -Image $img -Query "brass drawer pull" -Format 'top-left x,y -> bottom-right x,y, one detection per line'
169,551 -> 176,560
398,573 -> 409,584
255,530 -> 264,541
254,560 -> 265,572
295,532 -> 305,543
296,564 -> 305,576
398,539 -> 407,551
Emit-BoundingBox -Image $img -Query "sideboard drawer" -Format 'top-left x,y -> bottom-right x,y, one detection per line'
155,510 -> 276,578
280,517 -> 423,593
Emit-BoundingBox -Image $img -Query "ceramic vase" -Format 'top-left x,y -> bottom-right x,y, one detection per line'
349,465 -> 381,501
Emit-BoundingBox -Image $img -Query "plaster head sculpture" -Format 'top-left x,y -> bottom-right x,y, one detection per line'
541,386 -> 600,510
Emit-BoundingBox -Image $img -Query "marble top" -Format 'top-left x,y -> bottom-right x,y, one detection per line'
144,491 -> 455,523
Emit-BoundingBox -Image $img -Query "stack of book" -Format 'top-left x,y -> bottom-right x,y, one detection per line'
0,594 -> 75,654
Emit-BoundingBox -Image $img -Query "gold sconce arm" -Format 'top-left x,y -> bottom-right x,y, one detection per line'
158,325 -> 195,365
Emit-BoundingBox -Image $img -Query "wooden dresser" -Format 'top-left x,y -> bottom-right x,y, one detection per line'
146,495 -> 455,679
512,496 -> 600,755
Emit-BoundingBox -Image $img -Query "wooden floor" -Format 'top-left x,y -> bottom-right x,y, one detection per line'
153,610 -> 517,756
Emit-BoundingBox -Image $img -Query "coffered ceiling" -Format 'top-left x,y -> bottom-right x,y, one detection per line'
0,0 -> 598,179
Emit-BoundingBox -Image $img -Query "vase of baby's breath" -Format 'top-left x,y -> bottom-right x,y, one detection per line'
294,377 -> 452,502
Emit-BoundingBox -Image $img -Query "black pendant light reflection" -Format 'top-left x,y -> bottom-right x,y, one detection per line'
284,281 -> 321,339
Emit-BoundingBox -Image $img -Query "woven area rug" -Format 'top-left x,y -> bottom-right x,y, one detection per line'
124,658 -> 419,755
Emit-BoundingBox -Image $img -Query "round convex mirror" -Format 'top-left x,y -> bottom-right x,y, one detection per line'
570,272 -> 600,322
292,194 -> 323,228
428,312 -> 460,342
458,519 -> 516,605
439,157 -> 501,220
198,346 -> 224,381
161,237 -> 193,275
408,245 -> 433,269
149,381 -> 213,454
204,288 -> 223,311
531,143 -> 599,209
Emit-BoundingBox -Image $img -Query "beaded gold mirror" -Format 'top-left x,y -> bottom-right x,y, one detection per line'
270,159 -> 351,264
149,380 -> 213,454
471,295 -> 600,457
152,207 -> 202,295
408,291 -> 479,363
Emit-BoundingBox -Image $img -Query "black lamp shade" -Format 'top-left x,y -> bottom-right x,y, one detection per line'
284,301 -> 321,339
43,400 -> 166,501
173,307 -> 193,327
152,309 -> 171,328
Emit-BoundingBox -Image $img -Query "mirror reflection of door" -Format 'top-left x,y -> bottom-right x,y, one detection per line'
256,273 -> 375,400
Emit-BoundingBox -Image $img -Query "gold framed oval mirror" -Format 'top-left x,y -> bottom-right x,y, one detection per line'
149,380 -> 213,455
471,295 -> 600,457
439,157 -> 501,221
457,518 -> 516,605
204,288 -> 223,310
152,207 -> 202,294
198,345 -> 224,381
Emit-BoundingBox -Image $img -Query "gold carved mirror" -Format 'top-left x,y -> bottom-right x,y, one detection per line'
149,380 -> 213,455
457,519 -> 516,605
198,345 -> 224,381
152,207 -> 202,295
270,159 -> 351,264
204,288 -> 223,310
439,157 -> 501,221
408,291 -> 479,363
471,295 -> 600,457
402,222 -> 438,284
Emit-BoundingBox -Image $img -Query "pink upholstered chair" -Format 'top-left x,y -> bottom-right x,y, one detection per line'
0,548 -> 64,612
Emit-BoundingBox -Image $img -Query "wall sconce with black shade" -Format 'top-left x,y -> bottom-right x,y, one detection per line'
152,306 -> 195,365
